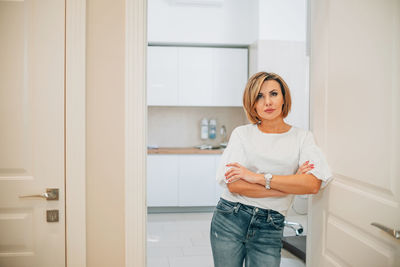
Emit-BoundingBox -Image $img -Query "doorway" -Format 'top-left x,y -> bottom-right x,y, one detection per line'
144,1 -> 310,266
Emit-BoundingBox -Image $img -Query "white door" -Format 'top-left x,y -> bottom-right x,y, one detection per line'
309,0 -> 400,266
0,1 -> 65,266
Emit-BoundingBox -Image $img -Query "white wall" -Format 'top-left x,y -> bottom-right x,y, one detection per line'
148,0 -> 258,45
250,40 -> 309,130
258,0 -> 307,41
251,0 -> 309,131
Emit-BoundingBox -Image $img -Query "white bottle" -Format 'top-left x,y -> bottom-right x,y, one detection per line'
201,118 -> 209,140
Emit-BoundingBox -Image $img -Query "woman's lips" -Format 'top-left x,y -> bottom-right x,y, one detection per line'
265,109 -> 275,113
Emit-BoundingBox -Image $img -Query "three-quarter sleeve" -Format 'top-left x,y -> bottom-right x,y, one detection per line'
299,131 -> 333,188
216,128 -> 247,188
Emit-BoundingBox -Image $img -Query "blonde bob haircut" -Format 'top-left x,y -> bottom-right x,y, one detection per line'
243,72 -> 292,124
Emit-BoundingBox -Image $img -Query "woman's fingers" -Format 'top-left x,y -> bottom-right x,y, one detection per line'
226,175 -> 241,183
300,165 -> 314,174
225,170 -> 240,179
226,162 -> 241,168
225,167 -> 239,177
297,161 -> 315,174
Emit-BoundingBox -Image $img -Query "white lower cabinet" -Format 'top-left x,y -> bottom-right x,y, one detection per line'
179,155 -> 216,206
147,155 -> 179,206
147,154 -> 222,207
214,155 -> 224,203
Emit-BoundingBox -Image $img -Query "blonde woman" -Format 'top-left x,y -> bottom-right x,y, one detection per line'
210,72 -> 332,267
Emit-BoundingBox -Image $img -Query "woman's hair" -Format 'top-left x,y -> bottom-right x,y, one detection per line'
243,72 -> 292,124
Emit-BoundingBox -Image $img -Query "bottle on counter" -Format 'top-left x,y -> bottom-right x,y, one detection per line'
209,119 -> 217,139
201,118 -> 209,140
220,125 -> 228,148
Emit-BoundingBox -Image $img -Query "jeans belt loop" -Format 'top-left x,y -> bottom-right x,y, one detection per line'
267,209 -> 272,222
234,203 -> 241,214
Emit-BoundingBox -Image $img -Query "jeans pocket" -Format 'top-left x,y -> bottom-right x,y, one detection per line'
215,200 -> 235,214
269,213 -> 285,230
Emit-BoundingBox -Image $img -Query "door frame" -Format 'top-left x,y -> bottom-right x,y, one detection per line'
66,0 -> 148,266
65,0 -> 86,266
125,0 -> 147,266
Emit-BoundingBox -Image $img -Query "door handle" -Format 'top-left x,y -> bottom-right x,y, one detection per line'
371,222 -> 400,239
19,188 -> 59,201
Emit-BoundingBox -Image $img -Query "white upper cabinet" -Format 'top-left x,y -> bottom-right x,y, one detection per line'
147,46 -> 248,107
213,48 -> 248,106
147,46 -> 179,105
178,47 -> 214,106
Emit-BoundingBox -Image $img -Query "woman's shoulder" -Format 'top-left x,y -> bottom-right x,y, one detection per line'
286,126 -> 312,143
232,124 -> 256,136
290,127 -> 319,147
290,126 -> 308,135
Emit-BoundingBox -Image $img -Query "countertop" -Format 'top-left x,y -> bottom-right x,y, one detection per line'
147,147 -> 224,154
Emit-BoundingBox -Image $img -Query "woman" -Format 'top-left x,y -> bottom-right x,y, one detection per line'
210,72 -> 332,267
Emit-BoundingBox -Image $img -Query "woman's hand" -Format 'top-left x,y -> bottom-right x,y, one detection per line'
225,162 -> 263,184
296,161 -> 314,175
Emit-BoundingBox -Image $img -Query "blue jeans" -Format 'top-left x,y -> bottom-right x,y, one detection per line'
210,198 -> 285,267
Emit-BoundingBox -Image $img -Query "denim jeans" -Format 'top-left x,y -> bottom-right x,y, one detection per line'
210,198 -> 285,267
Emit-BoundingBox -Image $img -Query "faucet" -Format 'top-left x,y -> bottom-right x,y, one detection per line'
284,220 -> 304,236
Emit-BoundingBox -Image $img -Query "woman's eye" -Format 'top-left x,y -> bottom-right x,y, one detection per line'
271,92 -> 278,96
256,93 -> 263,100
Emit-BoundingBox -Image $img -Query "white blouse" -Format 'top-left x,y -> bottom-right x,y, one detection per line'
216,124 -> 333,216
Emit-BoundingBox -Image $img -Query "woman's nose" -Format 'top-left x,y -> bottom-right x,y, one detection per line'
265,96 -> 272,106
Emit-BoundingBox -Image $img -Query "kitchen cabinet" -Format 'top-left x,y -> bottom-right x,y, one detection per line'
147,155 -> 179,206
178,47 -> 214,106
214,155 -> 224,203
213,48 -> 248,106
147,46 -> 248,107
179,155 -> 216,206
147,46 -> 179,105
147,154 -> 223,207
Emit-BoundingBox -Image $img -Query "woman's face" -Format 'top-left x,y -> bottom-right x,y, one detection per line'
255,80 -> 284,122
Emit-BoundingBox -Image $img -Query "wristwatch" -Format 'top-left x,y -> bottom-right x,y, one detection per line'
264,173 -> 273,190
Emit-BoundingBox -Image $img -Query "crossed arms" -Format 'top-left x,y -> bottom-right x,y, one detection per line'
225,162 -> 322,198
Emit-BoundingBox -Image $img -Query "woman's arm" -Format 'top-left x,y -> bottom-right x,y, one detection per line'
226,179 -> 287,198
225,162 -> 321,195
269,174 -> 321,194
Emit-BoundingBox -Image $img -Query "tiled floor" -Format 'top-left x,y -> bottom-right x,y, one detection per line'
147,212 -> 306,267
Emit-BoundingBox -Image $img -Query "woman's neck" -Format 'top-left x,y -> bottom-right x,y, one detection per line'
258,118 -> 290,133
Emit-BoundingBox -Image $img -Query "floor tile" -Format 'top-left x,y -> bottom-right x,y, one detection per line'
182,246 -> 213,256
147,256 -> 169,267
147,246 -> 184,257
280,257 -> 306,267
169,255 -> 214,267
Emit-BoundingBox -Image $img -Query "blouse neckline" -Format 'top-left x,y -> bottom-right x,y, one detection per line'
255,124 -> 294,135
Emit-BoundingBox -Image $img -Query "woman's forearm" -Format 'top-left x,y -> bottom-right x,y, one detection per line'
269,174 -> 322,194
227,179 -> 287,198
